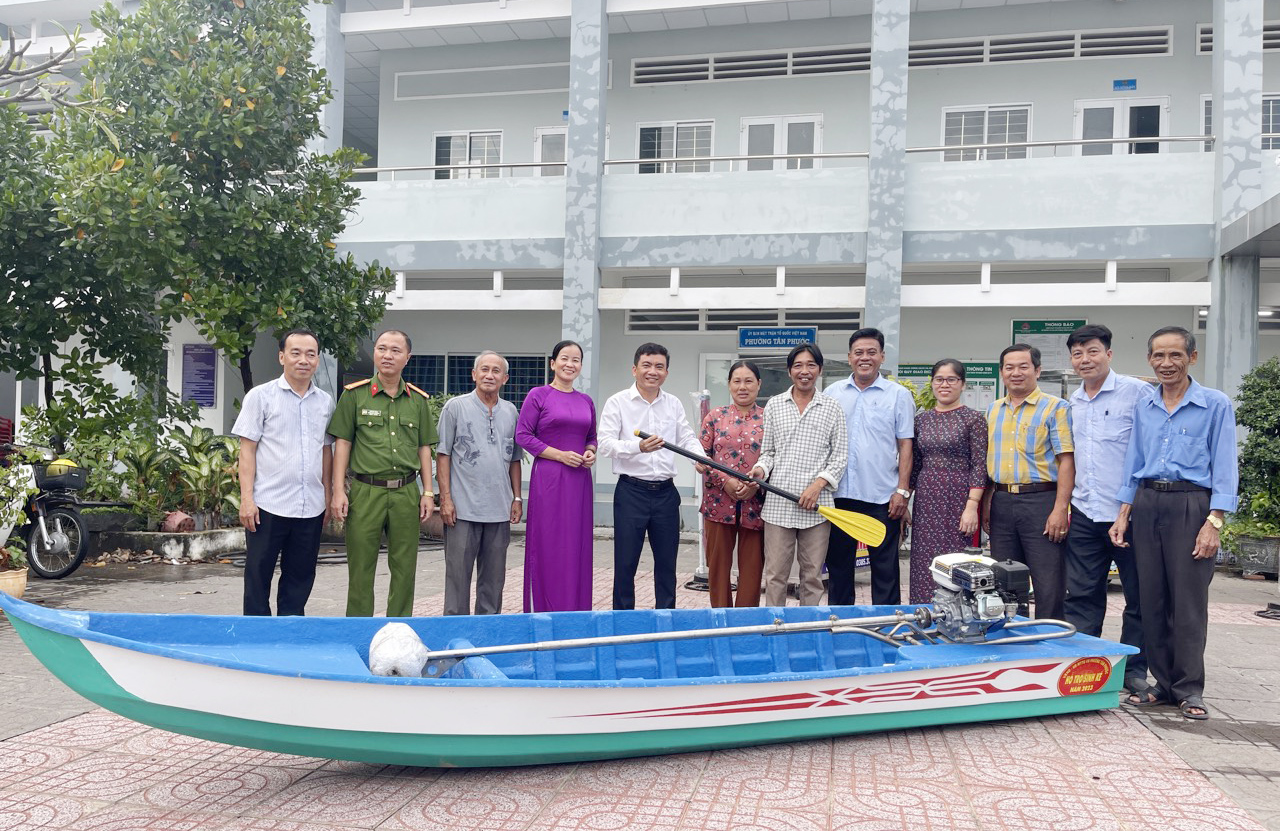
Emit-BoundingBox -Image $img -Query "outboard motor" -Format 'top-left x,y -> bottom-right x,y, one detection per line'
930,550 -> 1032,642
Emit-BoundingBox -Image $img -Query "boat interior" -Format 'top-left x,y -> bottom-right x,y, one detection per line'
79,605 -> 922,684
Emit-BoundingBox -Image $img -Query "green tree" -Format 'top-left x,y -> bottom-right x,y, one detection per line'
61,0 -> 394,393
1,29 -> 174,410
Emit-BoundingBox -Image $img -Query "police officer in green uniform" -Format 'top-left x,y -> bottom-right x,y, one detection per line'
328,330 -> 437,617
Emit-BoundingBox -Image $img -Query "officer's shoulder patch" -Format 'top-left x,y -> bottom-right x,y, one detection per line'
406,383 -> 430,399
344,378 -> 372,391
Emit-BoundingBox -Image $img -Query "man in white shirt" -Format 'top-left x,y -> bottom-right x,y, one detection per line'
233,329 -> 334,616
599,343 -> 702,609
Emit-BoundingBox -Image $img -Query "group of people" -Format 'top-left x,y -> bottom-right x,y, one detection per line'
234,322 -> 1237,721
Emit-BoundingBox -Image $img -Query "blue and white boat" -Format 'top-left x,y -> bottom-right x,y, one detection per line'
0,584 -> 1136,768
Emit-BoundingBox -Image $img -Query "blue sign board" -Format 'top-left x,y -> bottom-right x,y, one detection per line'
1113,79 -> 1137,91
738,326 -> 818,350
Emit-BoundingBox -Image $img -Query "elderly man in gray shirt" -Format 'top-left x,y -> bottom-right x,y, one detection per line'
436,351 -> 524,615
233,329 -> 334,616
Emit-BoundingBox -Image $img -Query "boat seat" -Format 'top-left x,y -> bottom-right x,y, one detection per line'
179,643 -> 371,677
441,638 -> 509,680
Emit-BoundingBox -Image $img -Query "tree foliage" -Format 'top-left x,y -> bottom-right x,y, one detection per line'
1,27 -> 173,419
61,0 -> 394,392
1231,357 -> 1280,540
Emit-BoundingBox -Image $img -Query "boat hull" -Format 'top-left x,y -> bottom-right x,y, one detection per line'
2,595 -> 1134,767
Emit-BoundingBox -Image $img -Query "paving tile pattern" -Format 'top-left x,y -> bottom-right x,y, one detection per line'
0,706 -> 1266,831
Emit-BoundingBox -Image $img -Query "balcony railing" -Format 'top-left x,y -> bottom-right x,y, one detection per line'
352,135 -> 1216,180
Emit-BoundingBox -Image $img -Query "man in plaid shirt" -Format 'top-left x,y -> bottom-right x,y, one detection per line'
750,343 -> 848,606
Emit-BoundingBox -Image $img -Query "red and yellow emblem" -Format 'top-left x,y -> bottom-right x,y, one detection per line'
1057,657 -> 1111,696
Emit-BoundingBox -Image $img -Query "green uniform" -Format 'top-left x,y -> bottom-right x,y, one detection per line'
328,377 -> 437,617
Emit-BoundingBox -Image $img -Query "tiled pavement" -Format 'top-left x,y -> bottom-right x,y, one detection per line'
1,541 -> 1278,831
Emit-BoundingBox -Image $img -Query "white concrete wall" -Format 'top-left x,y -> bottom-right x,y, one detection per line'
600,168 -> 869,237
165,320 -> 234,436
346,179 -> 567,242
906,154 -> 1215,231
374,0 -> 1273,169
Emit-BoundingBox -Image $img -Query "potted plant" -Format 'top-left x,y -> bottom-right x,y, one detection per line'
0,546 -> 28,599
1224,357 -> 1280,576
0,455 -> 33,598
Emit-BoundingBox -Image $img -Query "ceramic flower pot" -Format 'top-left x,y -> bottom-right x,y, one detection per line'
0,567 -> 28,600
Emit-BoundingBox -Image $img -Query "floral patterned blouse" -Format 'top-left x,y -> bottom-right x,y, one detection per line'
699,404 -> 766,529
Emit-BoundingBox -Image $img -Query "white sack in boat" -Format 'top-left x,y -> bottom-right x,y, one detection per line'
368,622 -> 430,677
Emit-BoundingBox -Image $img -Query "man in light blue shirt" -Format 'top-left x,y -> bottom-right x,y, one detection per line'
1110,327 -> 1238,720
233,329 -> 334,616
824,328 -> 914,605
1064,324 -> 1153,696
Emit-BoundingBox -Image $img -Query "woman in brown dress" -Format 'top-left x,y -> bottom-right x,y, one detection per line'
908,359 -> 989,603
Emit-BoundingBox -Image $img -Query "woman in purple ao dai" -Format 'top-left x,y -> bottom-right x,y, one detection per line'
515,340 -> 598,612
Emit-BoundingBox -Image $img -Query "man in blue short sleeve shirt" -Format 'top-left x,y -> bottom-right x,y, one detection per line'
823,328 -> 914,605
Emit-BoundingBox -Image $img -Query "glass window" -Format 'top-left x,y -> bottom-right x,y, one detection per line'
505,356 -> 550,411
746,123 -> 774,171
639,121 -> 712,173
786,120 -> 816,169
740,116 -> 821,170
446,355 -> 478,395
1081,107 -> 1115,156
536,128 -> 566,177
1203,97 -> 1213,152
1128,105 -> 1161,154
1264,97 -> 1280,151
985,107 -> 1028,160
943,107 -> 1028,161
404,355 -> 445,396
410,354 -> 548,410
434,132 -> 502,179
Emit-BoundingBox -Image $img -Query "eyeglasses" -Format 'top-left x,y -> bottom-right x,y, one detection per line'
932,377 -> 963,386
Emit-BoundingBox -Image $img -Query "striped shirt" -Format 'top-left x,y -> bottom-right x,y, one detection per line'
754,387 -> 848,529
985,387 -> 1073,485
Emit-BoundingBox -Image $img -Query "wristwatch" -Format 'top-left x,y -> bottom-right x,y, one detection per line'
895,488 -> 912,500
1205,514 -> 1223,530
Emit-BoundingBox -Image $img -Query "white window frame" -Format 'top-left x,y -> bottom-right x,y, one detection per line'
939,103 -> 1033,161
738,114 -> 824,171
635,119 -> 715,173
534,126 -> 567,177
1202,93 -> 1280,151
1263,93 -> 1280,151
432,129 -> 503,179
1201,94 -> 1213,152
1072,96 -> 1169,156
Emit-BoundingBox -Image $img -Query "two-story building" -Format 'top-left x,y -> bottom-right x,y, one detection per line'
4,0 -> 1277,523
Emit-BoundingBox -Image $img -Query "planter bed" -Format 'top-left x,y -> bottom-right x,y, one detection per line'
94,528 -> 246,562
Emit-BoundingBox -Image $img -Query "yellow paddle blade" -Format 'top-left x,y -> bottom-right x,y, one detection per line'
818,506 -> 887,547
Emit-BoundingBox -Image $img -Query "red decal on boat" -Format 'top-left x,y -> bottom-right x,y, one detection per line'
1057,657 -> 1111,696
567,662 -> 1063,720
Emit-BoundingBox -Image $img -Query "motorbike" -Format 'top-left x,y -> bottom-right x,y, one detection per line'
0,444 -> 90,579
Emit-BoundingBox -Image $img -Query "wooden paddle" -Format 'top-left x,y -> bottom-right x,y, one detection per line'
633,430 -> 887,547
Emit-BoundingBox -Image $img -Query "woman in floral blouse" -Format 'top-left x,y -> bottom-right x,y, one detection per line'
699,361 -> 766,607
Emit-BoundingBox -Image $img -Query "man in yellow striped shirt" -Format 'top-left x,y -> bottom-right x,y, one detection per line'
982,343 -> 1075,619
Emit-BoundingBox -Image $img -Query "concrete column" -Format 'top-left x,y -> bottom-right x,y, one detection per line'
561,0 -> 608,402
304,1 -> 344,157
864,0 -> 910,373
1206,0 -> 1263,396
